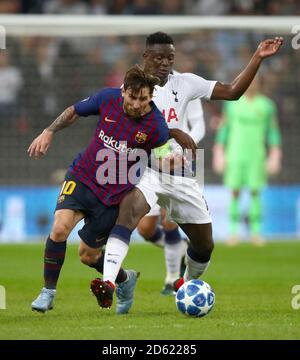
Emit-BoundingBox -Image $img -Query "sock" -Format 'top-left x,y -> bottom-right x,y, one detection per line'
229,196 -> 240,235
103,225 -> 132,285
184,246 -> 210,281
164,228 -> 184,284
44,236 -> 67,289
90,251 -> 127,284
147,226 -> 165,248
249,193 -> 262,235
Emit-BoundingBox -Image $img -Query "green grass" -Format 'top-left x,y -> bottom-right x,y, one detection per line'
0,242 -> 299,340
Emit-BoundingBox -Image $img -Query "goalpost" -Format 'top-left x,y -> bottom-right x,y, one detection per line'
0,15 -> 299,36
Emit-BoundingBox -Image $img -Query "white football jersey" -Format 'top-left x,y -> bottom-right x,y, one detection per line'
152,72 -> 216,131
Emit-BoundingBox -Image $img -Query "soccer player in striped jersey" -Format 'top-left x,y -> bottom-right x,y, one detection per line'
28,65 -> 195,313
95,32 -> 283,307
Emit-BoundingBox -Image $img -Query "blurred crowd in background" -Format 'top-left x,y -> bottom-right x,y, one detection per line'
0,1 -> 298,187
1,0 -> 300,16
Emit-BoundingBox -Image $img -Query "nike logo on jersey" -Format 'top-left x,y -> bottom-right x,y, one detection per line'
104,117 -> 116,123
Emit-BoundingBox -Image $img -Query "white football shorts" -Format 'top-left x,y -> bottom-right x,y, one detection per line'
145,203 -> 161,217
136,168 -> 211,224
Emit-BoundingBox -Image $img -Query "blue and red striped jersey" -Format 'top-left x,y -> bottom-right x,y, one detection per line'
70,88 -> 169,206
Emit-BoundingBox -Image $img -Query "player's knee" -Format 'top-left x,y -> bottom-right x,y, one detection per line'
199,240 -> 214,260
137,222 -> 155,240
191,238 -> 214,262
51,222 -> 72,241
206,240 -> 215,256
79,252 -> 93,266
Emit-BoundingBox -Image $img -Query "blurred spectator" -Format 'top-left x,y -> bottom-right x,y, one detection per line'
0,51 -> 23,126
43,0 -> 89,14
231,0 -> 255,15
90,0 -> 107,14
125,0 -> 160,15
0,0 -> 21,13
53,41 -> 84,110
35,39 -> 59,118
125,36 -> 144,64
161,0 -> 183,15
101,36 -> 127,64
21,0 -> 44,13
80,46 -> 109,94
104,58 -> 130,87
107,0 -> 129,14
185,0 -> 231,15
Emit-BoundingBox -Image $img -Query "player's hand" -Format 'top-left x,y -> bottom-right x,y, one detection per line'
212,144 -> 226,174
27,129 -> 54,158
255,37 -> 283,59
160,153 -> 189,173
266,147 -> 282,175
169,128 -> 197,159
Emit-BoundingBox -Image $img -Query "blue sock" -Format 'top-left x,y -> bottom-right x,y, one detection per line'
44,236 -> 67,289
187,246 -> 210,263
148,226 -> 163,243
109,224 -> 132,245
164,227 -> 181,245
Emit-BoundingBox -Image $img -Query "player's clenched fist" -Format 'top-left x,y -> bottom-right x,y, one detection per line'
27,129 -> 54,158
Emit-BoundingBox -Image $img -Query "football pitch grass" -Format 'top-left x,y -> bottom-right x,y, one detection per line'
0,241 -> 299,340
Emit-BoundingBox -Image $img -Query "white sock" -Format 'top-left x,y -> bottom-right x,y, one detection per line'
151,227 -> 165,248
153,236 -> 165,248
164,240 -> 187,284
184,253 -> 210,281
103,237 -> 129,285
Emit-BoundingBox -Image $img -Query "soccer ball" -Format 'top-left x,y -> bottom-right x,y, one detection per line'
175,279 -> 215,317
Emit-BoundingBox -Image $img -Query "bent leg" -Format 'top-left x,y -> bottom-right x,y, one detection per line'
138,215 -> 164,247
103,187 -> 150,285
179,223 -> 214,281
78,241 -> 127,283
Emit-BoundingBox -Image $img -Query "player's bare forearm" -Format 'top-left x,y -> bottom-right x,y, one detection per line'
28,106 -> 78,158
211,37 -> 283,101
229,53 -> 262,99
46,106 -> 78,133
212,54 -> 262,100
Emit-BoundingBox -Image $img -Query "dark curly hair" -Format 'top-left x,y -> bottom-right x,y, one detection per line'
146,32 -> 174,46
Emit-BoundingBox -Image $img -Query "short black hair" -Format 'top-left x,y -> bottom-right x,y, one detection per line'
124,64 -> 160,95
146,32 -> 174,46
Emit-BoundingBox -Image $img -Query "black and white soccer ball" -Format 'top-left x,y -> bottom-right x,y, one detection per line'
175,279 -> 215,317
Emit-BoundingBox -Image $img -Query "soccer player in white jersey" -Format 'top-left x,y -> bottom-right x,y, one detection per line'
137,84 -> 205,295
91,32 -> 283,309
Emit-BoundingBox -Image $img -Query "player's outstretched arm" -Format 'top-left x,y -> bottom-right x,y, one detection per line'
27,105 -> 78,158
211,37 -> 283,101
